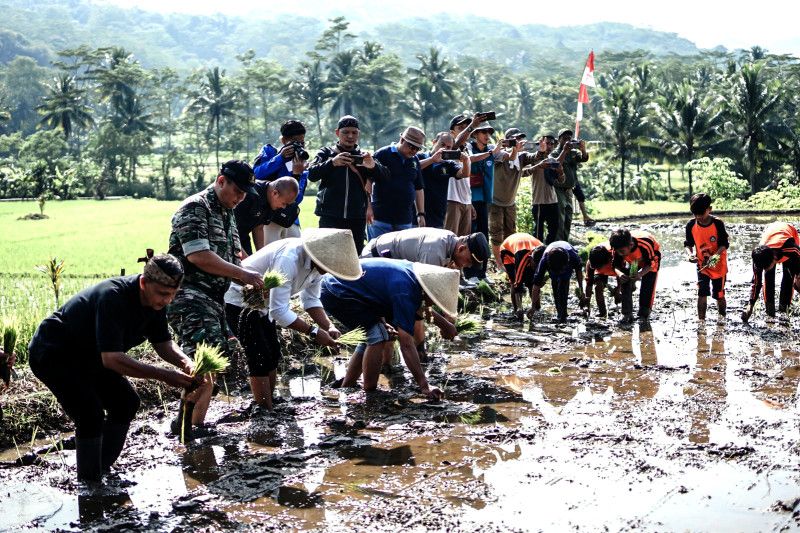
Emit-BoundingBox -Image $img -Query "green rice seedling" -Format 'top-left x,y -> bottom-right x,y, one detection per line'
192,342 -> 230,377
262,270 -> 287,289
455,316 -> 481,335
337,327 -> 367,347
2,322 -> 17,386
35,257 -> 66,310
629,259 -> 639,278
475,279 -> 498,301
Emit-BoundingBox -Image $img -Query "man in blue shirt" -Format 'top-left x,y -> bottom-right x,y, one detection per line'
369,126 -> 426,240
320,258 -> 459,400
531,241 -> 586,323
252,120 -> 309,243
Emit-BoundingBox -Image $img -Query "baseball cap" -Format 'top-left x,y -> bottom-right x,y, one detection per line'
467,232 -> 490,265
504,128 -> 523,139
449,114 -> 470,130
558,129 -> 574,139
220,160 -> 257,196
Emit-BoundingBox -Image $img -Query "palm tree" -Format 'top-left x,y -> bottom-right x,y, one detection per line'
408,48 -> 459,129
597,78 -> 648,199
727,62 -> 784,193
325,50 -> 360,119
292,60 -> 329,141
187,67 -> 238,170
650,82 -> 730,196
36,73 -> 94,140
114,92 -> 155,183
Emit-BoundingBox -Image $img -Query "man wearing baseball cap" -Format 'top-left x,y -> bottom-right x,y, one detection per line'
167,160 -> 266,431
369,126 -> 427,240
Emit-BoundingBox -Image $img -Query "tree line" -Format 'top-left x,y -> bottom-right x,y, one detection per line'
0,17 -> 799,203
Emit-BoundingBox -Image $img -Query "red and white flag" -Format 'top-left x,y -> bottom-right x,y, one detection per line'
575,51 -> 595,138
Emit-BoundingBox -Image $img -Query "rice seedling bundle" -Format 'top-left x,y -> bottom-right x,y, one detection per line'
337,327 -> 367,347
192,342 -> 230,377
629,260 -> 639,278
241,270 -> 287,310
455,316 -> 481,334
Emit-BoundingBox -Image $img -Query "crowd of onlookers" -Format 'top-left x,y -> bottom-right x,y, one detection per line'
242,113 -> 594,285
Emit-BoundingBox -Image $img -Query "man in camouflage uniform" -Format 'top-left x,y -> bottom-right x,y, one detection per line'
167,160 -> 265,428
551,129 -> 589,242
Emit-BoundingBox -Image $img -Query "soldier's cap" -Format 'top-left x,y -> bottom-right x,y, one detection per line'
558,129 -> 574,139
220,160 -> 258,196
466,232 -> 490,265
504,127 -> 525,140
449,114 -> 470,130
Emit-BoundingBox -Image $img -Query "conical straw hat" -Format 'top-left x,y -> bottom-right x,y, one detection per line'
302,228 -> 362,281
412,262 -> 459,317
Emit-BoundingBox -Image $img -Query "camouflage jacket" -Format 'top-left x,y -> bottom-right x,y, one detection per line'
168,185 -> 242,303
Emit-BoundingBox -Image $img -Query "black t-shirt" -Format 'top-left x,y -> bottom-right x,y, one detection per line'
234,182 -> 274,254
420,156 -> 460,228
30,275 -> 171,367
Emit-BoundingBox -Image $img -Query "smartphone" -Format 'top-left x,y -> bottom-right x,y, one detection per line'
478,111 -> 496,121
441,150 -> 462,160
350,153 -> 364,165
501,139 -> 517,148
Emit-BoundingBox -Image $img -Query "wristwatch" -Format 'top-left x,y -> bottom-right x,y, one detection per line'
417,212 -> 426,218
309,325 -> 319,337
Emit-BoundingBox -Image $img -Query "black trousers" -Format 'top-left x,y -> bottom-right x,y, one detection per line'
532,203 -> 560,244
621,271 -> 658,317
551,277 -> 570,320
465,200 -> 489,279
29,346 -> 140,439
319,215 -> 366,255
764,264 -> 795,315
225,304 -> 281,376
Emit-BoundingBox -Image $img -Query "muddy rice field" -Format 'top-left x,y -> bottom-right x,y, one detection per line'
2,216 -> 799,532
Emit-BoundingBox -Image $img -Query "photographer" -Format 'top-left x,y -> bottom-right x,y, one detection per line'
369,126 -> 427,240
252,120 -> 310,245
418,132 -> 470,229
529,135 -> 565,244
307,115 -> 388,254
464,120 -> 504,281
489,128 -> 538,267
551,129 -> 590,241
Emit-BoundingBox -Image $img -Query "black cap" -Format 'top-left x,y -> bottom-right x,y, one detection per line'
337,115 -> 359,129
220,160 -> 257,196
690,193 -> 713,215
467,232 -> 490,265
449,114 -> 470,130
558,129 -> 574,139
504,127 -> 523,139
281,119 -> 306,138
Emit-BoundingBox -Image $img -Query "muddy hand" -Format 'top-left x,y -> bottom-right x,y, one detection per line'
425,386 -> 444,401
163,368 -> 194,389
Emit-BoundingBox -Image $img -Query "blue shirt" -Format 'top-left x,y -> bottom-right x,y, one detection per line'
320,258 -> 422,333
533,241 -> 581,286
469,142 -> 494,203
372,144 -> 424,225
253,143 -> 308,226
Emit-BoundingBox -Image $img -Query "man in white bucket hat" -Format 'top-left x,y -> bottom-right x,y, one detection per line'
320,258 -> 459,399
224,228 -> 362,409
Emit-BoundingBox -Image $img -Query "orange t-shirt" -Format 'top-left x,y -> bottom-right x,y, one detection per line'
760,222 -> 800,264
618,230 -> 661,272
500,233 -> 543,265
685,216 -> 729,278
586,241 -> 616,277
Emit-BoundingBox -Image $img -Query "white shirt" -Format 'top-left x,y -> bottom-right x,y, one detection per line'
447,171 -> 472,204
223,238 -> 322,326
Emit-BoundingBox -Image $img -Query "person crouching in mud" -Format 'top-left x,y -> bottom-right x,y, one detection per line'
28,254 -> 211,482
320,259 -> 460,400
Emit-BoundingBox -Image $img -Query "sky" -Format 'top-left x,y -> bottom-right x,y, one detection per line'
91,0 -> 800,57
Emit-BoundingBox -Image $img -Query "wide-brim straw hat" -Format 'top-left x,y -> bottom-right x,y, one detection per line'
302,228 -> 362,280
412,263 -> 459,317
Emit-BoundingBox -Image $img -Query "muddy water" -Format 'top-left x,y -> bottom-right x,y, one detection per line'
2,216 -> 800,531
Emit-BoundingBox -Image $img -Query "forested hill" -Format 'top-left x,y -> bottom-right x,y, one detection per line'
1,0 -> 702,71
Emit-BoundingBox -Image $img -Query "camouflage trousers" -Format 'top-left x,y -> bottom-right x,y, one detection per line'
167,287 -> 246,381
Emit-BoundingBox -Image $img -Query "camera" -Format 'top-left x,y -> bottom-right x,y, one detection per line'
477,111 -> 496,121
288,141 -> 309,161
349,151 -> 365,165
501,139 -> 517,148
441,150 -> 461,160
569,139 -> 581,146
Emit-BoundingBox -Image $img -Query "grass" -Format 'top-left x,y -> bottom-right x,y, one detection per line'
588,200 -> 686,220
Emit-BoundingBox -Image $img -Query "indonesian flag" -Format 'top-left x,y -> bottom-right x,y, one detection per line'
575,51 -> 595,137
